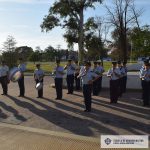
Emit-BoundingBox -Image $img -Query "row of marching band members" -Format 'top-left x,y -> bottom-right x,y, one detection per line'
53,59 -> 128,112
1,58 -> 149,112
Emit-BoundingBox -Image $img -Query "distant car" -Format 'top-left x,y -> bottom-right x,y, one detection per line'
146,56 -> 150,61
137,57 -> 146,62
103,57 -> 112,61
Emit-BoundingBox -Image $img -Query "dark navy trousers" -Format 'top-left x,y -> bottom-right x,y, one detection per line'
18,76 -> 25,96
110,79 -> 119,103
0,76 -> 8,94
55,78 -> 63,99
83,84 -> 92,111
142,80 -> 150,106
66,74 -> 74,94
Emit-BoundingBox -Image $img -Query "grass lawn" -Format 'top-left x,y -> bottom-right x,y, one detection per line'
26,61 -> 137,73
26,61 -> 112,73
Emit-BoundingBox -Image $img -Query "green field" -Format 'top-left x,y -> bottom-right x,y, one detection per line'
26,61 -> 113,73
26,61 -> 137,73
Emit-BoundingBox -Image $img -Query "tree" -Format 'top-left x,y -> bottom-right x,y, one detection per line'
41,0 -> 103,61
29,50 -> 41,64
2,35 -> 17,68
84,17 -> 108,63
15,46 -> 33,61
44,45 -> 57,61
105,0 -> 142,61
129,25 -> 150,59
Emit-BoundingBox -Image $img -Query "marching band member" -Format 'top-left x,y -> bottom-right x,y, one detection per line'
97,61 -> 105,94
34,64 -> 44,98
64,59 -> 75,94
53,60 -> 64,100
0,61 -> 9,95
107,61 -> 121,103
74,61 -> 81,90
78,61 -> 100,112
18,58 -> 26,97
139,59 -> 149,99
117,61 -> 125,97
93,61 -> 98,96
139,62 -> 150,106
122,61 -> 128,93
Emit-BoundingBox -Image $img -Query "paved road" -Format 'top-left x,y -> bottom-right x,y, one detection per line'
0,76 -> 149,138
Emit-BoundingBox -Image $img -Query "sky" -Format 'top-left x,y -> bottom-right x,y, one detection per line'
0,0 -> 150,51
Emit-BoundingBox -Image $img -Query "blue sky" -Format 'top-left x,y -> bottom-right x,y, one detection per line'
0,0 -> 150,51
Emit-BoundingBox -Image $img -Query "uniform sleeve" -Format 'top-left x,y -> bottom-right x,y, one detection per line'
139,69 -> 144,78
20,64 -> 26,72
121,68 -> 126,75
117,68 -> 121,75
107,69 -> 111,76
92,72 -> 98,78
6,66 -> 9,72
60,67 -> 64,72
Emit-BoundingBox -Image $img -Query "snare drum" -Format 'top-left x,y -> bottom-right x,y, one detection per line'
9,67 -> 22,82
36,82 -> 43,90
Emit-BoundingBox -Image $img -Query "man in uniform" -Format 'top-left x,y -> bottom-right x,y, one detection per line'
140,59 -> 149,99
34,64 -> 44,98
97,61 -> 104,94
53,60 -> 64,100
122,61 -> 128,93
117,61 -> 124,97
92,61 -> 98,96
139,62 -> 150,106
0,61 -> 9,95
18,58 -> 26,97
78,61 -> 100,112
74,60 -> 81,90
64,59 -> 75,94
107,61 -> 121,103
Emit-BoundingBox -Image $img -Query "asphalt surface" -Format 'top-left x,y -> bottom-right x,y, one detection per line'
0,76 -> 149,138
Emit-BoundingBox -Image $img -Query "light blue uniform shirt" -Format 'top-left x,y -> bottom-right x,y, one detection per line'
34,69 -> 44,80
107,68 -> 121,80
139,68 -> 150,81
54,66 -> 64,78
66,64 -> 75,75
95,66 -> 104,76
18,64 -> 26,72
119,67 -> 126,77
81,69 -> 98,85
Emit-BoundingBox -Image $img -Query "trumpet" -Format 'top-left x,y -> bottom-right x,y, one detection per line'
78,68 -> 87,78
141,72 -> 148,80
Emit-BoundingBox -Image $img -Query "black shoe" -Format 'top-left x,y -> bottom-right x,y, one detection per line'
18,95 -> 24,97
37,96 -> 43,98
55,98 -> 62,100
67,92 -> 71,94
1,93 -> 7,95
84,109 -> 91,112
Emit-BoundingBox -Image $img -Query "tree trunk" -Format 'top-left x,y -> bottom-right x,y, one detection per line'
78,8 -> 84,62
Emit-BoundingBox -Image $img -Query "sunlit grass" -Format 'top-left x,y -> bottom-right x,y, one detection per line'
26,61 -> 137,73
